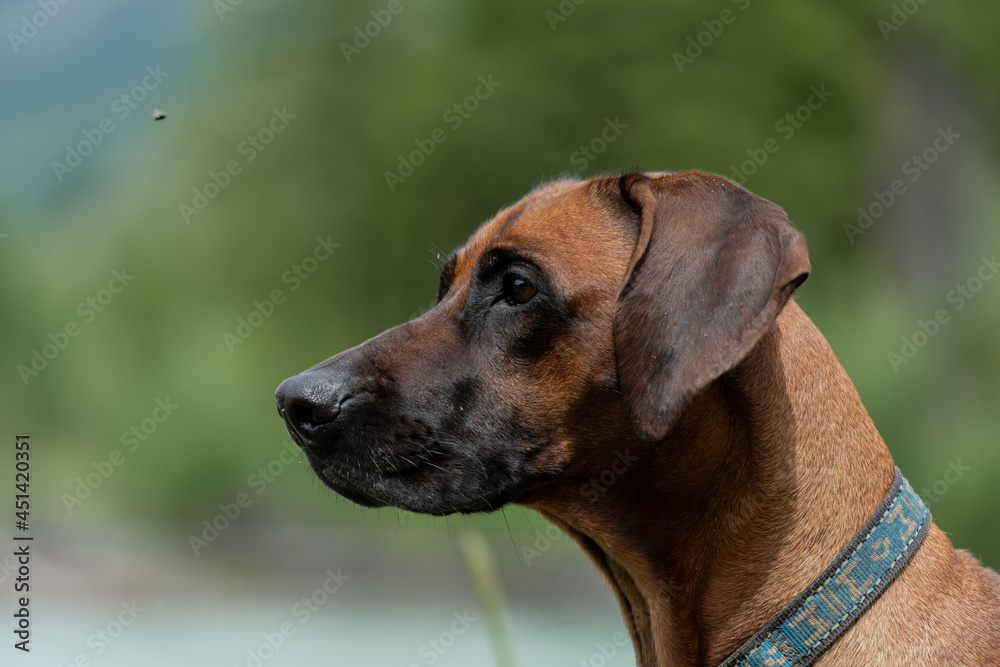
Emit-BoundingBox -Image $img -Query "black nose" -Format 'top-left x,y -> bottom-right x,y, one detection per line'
275,372 -> 345,441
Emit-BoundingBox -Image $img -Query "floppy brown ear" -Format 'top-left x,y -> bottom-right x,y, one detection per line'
613,171 -> 810,441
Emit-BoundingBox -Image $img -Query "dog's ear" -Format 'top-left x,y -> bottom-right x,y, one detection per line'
613,171 -> 810,441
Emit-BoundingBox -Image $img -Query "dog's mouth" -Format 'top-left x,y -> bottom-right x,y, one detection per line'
284,425 -> 520,516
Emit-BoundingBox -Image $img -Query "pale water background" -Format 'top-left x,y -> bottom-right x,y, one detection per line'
7,519 -> 636,667
33,599 -> 635,666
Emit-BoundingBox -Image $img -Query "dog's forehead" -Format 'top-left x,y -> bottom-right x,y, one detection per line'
451,177 -> 633,287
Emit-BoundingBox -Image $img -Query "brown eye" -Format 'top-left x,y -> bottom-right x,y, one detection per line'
503,274 -> 537,305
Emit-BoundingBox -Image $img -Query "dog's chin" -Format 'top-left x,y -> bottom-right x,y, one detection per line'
310,459 -> 517,516
316,472 -> 388,509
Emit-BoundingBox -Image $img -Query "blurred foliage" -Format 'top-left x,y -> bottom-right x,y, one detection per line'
2,0 -> 999,568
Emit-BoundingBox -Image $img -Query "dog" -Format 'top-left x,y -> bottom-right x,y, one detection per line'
275,171 -> 1000,666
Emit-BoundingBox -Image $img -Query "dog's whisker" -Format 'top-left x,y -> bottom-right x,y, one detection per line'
396,454 -> 418,468
435,434 -> 489,481
500,507 -> 524,568
427,240 -> 450,269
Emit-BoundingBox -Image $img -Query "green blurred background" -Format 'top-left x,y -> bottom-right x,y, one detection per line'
2,1 -> 999,665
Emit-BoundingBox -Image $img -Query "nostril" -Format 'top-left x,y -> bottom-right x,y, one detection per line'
289,399 -> 340,430
291,402 -> 315,428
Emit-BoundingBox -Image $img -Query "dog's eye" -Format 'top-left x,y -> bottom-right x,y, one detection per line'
502,274 -> 537,305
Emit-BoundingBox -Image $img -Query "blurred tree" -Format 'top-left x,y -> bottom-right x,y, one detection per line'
1,0 -> 998,566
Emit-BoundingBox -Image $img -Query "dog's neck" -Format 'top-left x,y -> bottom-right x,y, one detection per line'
534,301 -> 896,667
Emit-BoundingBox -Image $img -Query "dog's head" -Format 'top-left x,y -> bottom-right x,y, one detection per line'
275,171 -> 809,516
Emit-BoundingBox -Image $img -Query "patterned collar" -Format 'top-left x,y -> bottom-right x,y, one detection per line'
719,467 -> 930,667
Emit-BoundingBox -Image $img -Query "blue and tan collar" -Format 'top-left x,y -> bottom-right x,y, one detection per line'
719,467 -> 931,667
